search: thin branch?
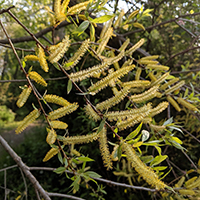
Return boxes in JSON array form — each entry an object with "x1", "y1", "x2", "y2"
[
  {"x1": 0, "y1": 6, "x2": 15, "y2": 14},
  {"x1": 181, "y1": 150, "x2": 198, "y2": 170},
  {"x1": 47, "y1": 192, "x2": 85, "y2": 200},
  {"x1": 4, "y1": 169, "x2": 7, "y2": 200},
  {"x1": 182, "y1": 128, "x2": 200, "y2": 144},
  {"x1": 29, "y1": 167, "x2": 158, "y2": 192},
  {"x1": 19, "y1": 168, "x2": 28, "y2": 200},
  {"x1": 0, "y1": 21, "x2": 71, "y2": 44},
  {"x1": 165, "y1": 46, "x2": 200, "y2": 65},
  {"x1": 0, "y1": 43, "x2": 35, "y2": 52},
  {"x1": 121, "y1": 12, "x2": 200, "y2": 37},
  {"x1": 0, "y1": 76, "x2": 68, "y2": 83},
  {"x1": 0, "y1": 165, "x2": 18, "y2": 172},
  {"x1": 171, "y1": 68, "x2": 200, "y2": 74},
  {"x1": 0, "y1": 135, "x2": 51, "y2": 200}
]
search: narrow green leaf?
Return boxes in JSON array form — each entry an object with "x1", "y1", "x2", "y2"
[
  {"x1": 73, "y1": 21, "x2": 90, "y2": 35},
  {"x1": 57, "y1": 152, "x2": 63, "y2": 164},
  {"x1": 64, "y1": 62, "x2": 74, "y2": 69},
  {"x1": 97, "y1": 118, "x2": 105, "y2": 134},
  {"x1": 54, "y1": 167, "x2": 66, "y2": 174},
  {"x1": 85, "y1": 171, "x2": 102, "y2": 178},
  {"x1": 22, "y1": 61, "x2": 26, "y2": 68},
  {"x1": 78, "y1": 156, "x2": 94, "y2": 162},
  {"x1": 67, "y1": 79, "x2": 72, "y2": 94},
  {"x1": 155, "y1": 146, "x2": 162, "y2": 156},
  {"x1": 150, "y1": 155, "x2": 168, "y2": 167},
  {"x1": 90, "y1": 24, "x2": 95, "y2": 41},
  {"x1": 152, "y1": 166, "x2": 167, "y2": 171},
  {"x1": 125, "y1": 122, "x2": 143, "y2": 140},
  {"x1": 91, "y1": 15, "x2": 114, "y2": 23}
]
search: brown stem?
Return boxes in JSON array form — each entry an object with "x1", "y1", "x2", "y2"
[{"x1": 0, "y1": 135, "x2": 51, "y2": 200}]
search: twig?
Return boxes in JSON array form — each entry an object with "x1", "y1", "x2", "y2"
[
  {"x1": 0, "y1": 6, "x2": 15, "y2": 15},
  {"x1": 0, "y1": 135, "x2": 51, "y2": 200},
  {"x1": 47, "y1": 192, "x2": 85, "y2": 200},
  {"x1": 181, "y1": 150, "x2": 198, "y2": 170},
  {"x1": 0, "y1": 43, "x2": 35, "y2": 52},
  {"x1": 182, "y1": 128, "x2": 200, "y2": 144},
  {"x1": 29, "y1": 167, "x2": 158, "y2": 192},
  {"x1": 0, "y1": 76, "x2": 68, "y2": 83},
  {"x1": 121, "y1": 12, "x2": 200, "y2": 37},
  {"x1": 4, "y1": 169, "x2": 7, "y2": 200},
  {"x1": 19, "y1": 168, "x2": 28, "y2": 200}
]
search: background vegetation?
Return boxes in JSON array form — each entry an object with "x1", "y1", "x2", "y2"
[{"x1": 0, "y1": 0, "x2": 200, "y2": 199}]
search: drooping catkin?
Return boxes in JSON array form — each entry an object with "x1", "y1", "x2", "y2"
[
  {"x1": 16, "y1": 86, "x2": 32, "y2": 108},
  {"x1": 28, "y1": 71, "x2": 47, "y2": 87},
  {"x1": 15, "y1": 109, "x2": 40, "y2": 134},
  {"x1": 122, "y1": 142, "x2": 167, "y2": 190},
  {"x1": 98, "y1": 127, "x2": 113, "y2": 170}
]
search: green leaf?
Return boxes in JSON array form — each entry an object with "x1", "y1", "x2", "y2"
[
  {"x1": 73, "y1": 20, "x2": 90, "y2": 36},
  {"x1": 22, "y1": 60, "x2": 26, "y2": 68},
  {"x1": 78, "y1": 156, "x2": 94, "y2": 162},
  {"x1": 91, "y1": 15, "x2": 114, "y2": 23},
  {"x1": 57, "y1": 152, "x2": 63, "y2": 164},
  {"x1": 54, "y1": 167, "x2": 66, "y2": 174},
  {"x1": 155, "y1": 146, "x2": 162, "y2": 156},
  {"x1": 64, "y1": 62, "x2": 74, "y2": 69},
  {"x1": 143, "y1": 140, "x2": 162, "y2": 146},
  {"x1": 53, "y1": 63, "x2": 61, "y2": 71},
  {"x1": 152, "y1": 166, "x2": 167, "y2": 171},
  {"x1": 163, "y1": 117, "x2": 173, "y2": 126},
  {"x1": 97, "y1": 118, "x2": 105, "y2": 134},
  {"x1": 90, "y1": 24, "x2": 95, "y2": 41},
  {"x1": 140, "y1": 155, "x2": 154, "y2": 163},
  {"x1": 125, "y1": 122, "x2": 143, "y2": 140},
  {"x1": 150, "y1": 155, "x2": 168, "y2": 167},
  {"x1": 85, "y1": 171, "x2": 102, "y2": 178},
  {"x1": 67, "y1": 79, "x2": 72, "y2": 94}
]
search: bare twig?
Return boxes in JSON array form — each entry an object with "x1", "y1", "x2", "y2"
[
  {"x1": 19, "y1": 168, "x2": 28, "y2": 200},
  {"x1": 181, "y1": 150, "x2": 198, "y2": 170},
  {"x1": 0, "y1": 6, "x2": 15, "y2": 15},
  {"x1": 0, "y1": 135, "x2": 51, "y2": 200},
  {"x1": 29, "y1": 167, "x2": 158, "y2": 192},
  {"x1": 47, "y1": 192, "x2": 85, "y2": 200},
  {"x1": 0, "y1": 43, "x2": 35, "y2": 52}
]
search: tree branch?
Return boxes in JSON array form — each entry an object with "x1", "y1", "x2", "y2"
[{"x1": 0, "y1": 135, "x2": 51, "y2": 200}]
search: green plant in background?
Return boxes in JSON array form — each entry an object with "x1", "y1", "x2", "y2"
[
  {"x1": 1, "y1": 0, "x2": 200, "y2": 199},
  {"x1": 0, "y1": 105, "x2": 15, "y2": 127}
]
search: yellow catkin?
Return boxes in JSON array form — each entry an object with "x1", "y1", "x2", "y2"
[
  {"x1": 166, "y1": 95, "x2": 181, "y2": 112},
  {"x1": 46, "y1": 128, "x2": 57, "y2": 144},
  {"x1": 59, "y1": 131, "x2": 100, "y2": 144},
  {"x1": 135, "y1": 67, "x2": 142, "y2": 80},
  {"x1": 150, "y1": 124, "x2": 166, "y2": 131},
  {"x1": 114, "y1": 9, "x2": 125, "y2": 28},
  {"x1": 146, "y1": 64, "x2": 169, "y2": 71},
  {"x1": 43, "y1": 147, "x2": 59, "y2": 162},
  {"x1": 110, "y1": 51, "x2": 120, "y2": 70},
  {"x1": 50, "y1": 120, "x2": 68, "y2": 129},
  {"x1": 38, "y1": 46, "x2": 49, "y2": 72},
  {"x1": 140, "y1": 55, "x2": 159, "y2": 60},
  {"x1": 44, "y1": 94, "x2": 71, "y2": 106},
  {"x1": 160, "y1": 77, "x2": 179, "y2": 90},
  {"x1": 185, "y1": 176, "x2": 198, "y2": 187},
  {"x1": 96, "y1": 86, "x2": 130, "y2": 111},
  {"x1": 98, "y1": 127, "x2": 113, "y2": 170},
  {"x1": 164, "y1": 80, "x2": 185, "y2": 95},
  {"x1": 130, "y1": 85, "x2": 159, "y2": 103},
  {"x1": 24, "y1": 55, "x2": 39, "y2": 61},
  {"x1": 122, "y1": 142, "x2": 167, "y2": 190},
  {"x1": 88, "y1": 65, "x2": 135, "y2": 95},
  {"x1": 68, "y1": 1, "x2": 90, "y2": 14},
  {"x1": 97, "y1": 28, "x2": 115, "y2": 56},
  {"x1": 148, "y1": 72, "x2": 157, "y2": 82},
  {"x1": 28, "y1": 71, "x2": 47, "y2": 87},
  {"x1": 84, "y1": 104, "x2": 101, "y2": 121},
  {"x1": 150, "y1": 72, "x2": 169, "y2": 87},
  {"x1": 48, "y1": 35, "x2": 70, "y2": 63},
  {"x1": 149, "y1": 102, "x2": 169, "y2": 117},
  {"x1": 138, "y1": 60, "x2": 159, "y2": 65},
  {"x1": 15, "y1": 109, "x2": 40, "y2": 134},
  {"x1": 16, "y1": 86, "x2": 32, "y2": 108},
  {"x1": 48, "y1": 103, "x2": 79, "y2": 120},
  {"x1": 186, "y1": 177, "x2": 200, "y2": 189},
  {"x1": 177, "y1": 97, "x2": 198, "y2": 112},
  {"x1": 125, "y1": 38, "x2": 145, "y2": 56},
  {"x1": 69, "y1": 62, "x2": 109, "y2": 82},
  {"x1": 65, "y1": 39, "x2": 90, "y2": 69},
  {"x1": 179, "y1": 189, "x2": 195, "y2": 195},
  {"x1": 123, "y1": 80, "x2": 150, "y2": 88},
  {"x1": 105, "y1": 103, "x2": 152, "y2": 122},
  {"x1": 60, "y1": 0, "x2": 70, "y2": 13}
]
